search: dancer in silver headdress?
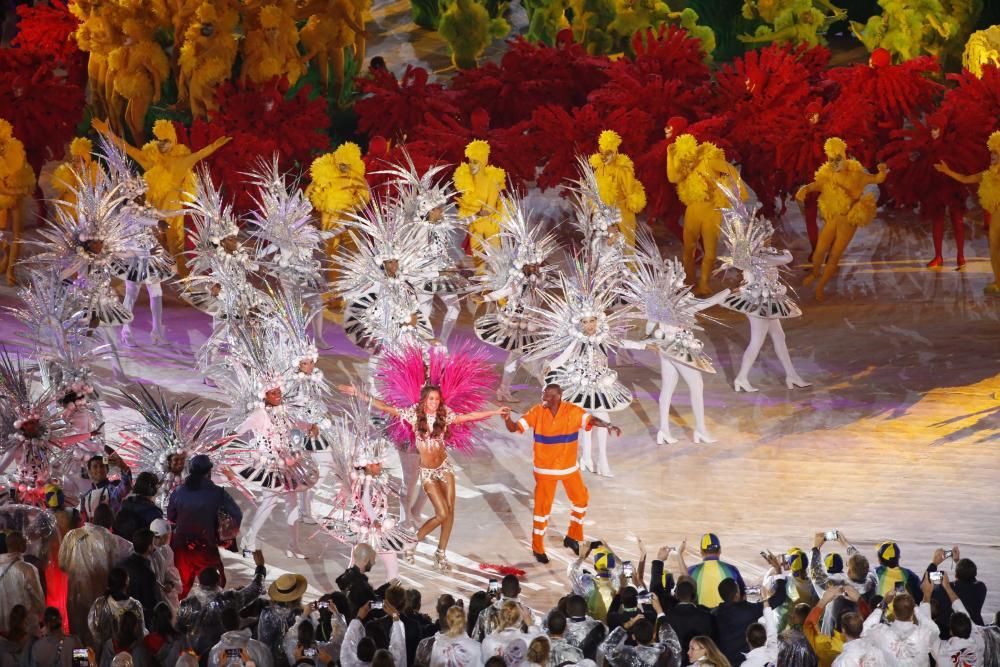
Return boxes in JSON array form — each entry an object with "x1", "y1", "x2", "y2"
[
  {"x1": 0, "y1": 349, "x2": 99, "y2": 505},
  {"x1": 182, "y1": 168, "x2": 264, "y2": 376},
  {"x1": 379, "y1": 158, "x2": 467, "y2": 349},
  {"x1": 212, "y1": 324, "x2": 319, "y2": 558},
  {"x1": 97, "y1": 136, "x2": 176, "y2": 348},
  {"x1": 716, "y1": 180, "x2": 810, "y2": 392},
  {"x1": 526, "y1": 258, "x2": 633, "y2": 478},
  {"x1": 5, "y1": 269, "x2": 109, "y2": 496},
  {"x1": 321, "y1": 396, "x2": 414, "y2": 580},
  {"x1": 620, "y1": 229, "x2": 729, "y2": 445},
  {"x1": 246, "y1": 156, "x2": 330, "y2": 345},
  {"x1": 34, "y1": 155, "x2": 147, "y2": 379},
  {"x1": 473, "y1": 194, "x2": 558, "y2": 401}
]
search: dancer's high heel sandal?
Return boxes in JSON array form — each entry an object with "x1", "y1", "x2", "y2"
[
  {"x1": 734, "y1": 378, "x2": 758, "y2": 393},
  {"x1": 692, "y1": 430, "x2": 717, "y2": 444},
  {"x1": 785, "y1": 376, "x2": 811, "y2": 389},
  {"x1": 434, "y1": 549, "x2": 451, "y2": 571},
  {"x1": 656, "y1": 431, "x2": 678, "y2": 445},
  {"x1": 580, "y1": 460, "x2": 596, "y2": 474}
]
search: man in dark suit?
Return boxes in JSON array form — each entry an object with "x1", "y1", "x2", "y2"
[
  {"x1": 712, "y1": 578, "x2": 763, "y2": 666},
  {"x1": 664, "y1": 578, "x2": 715, "y2": 665}
]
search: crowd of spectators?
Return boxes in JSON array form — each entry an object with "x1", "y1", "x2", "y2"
[{"x1": 0, "y1": 451, "x2": 994, "y2": 667}]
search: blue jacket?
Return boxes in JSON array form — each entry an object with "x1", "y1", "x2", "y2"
[{"x1": 167, "y1": 476, "x2": 242, "y2": 544}]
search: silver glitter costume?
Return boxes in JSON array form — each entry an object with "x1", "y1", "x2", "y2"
[{"x1": 599, "y1": 624, "x2": 682, "y2": 667}]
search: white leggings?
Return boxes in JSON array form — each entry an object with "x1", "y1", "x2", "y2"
[
  {"x1": 658, "y1": 355, "x2": 707, "y2": 437},
  {"x1": 122, "y1": 281, "x2": 164, "y2": 331},
  {"x1": 735, "y1": 316, "x2": 800, "y2": 383},
  {"x1": 418, "y1": 292, "x2": 460, "y2": 347},
  {"x1": 580, "y1": 408, "x2": 611, "y2": 475},
  {"x1": 242, "y1": 492, "x2": 301, "y2": 551}
]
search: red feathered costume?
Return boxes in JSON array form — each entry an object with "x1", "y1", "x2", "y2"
[{"x1": 354, "y1": 66, "x2": 461, "y2": 142}]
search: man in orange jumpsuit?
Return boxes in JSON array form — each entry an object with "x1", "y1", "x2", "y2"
[{"x1": 504, "y1": 384, "x2": 621, "y2": 563}]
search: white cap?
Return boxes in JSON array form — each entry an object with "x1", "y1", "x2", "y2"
[{"x1": 150, "y1": 519, "x2": 170, "y2": 536}]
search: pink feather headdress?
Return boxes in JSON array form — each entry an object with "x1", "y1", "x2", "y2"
[{"x1": 375, "y1": 342, "x2": 497, "y2": 452}]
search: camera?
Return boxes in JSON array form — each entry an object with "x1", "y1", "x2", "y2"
[
  {"x1": 242, "y1": 549, "x2": 252, "y2": 558},
  {"x1": 929, "y1": 571, "x2": 943, "y2": 585},
  {"x1": 304, "y1": 648, "x2": 318, "y2": 658},
  {"x1": 894, "y1": 582, "x2": 905, "y2": 593},
  {"x1": 488, "y1": 579, "x2": 500, "y2": 594},
  {"x1": 72, "y1": 649, "x2": 91, "y2": 667},
  {"x1": 745, "y1": 586, "x2": 762, "y2": 597},
  {"x1": 318, "y1": 601, "x2": 330, "y2": 609},
  {"x1": 637, "y1": 591, "x2": 653, "y2": 604},
  {"x1": 824, "y1": 530, "x2": 839, "y2": 541},
  {"x1": 225, "y1": 649, "x2": 242, "y2": 658},
  {"x1": 942, "y1": 549, "x2": 954, "y2": 559},
  {"x1": 622, "y1": 561, "x2": 634, "y2": 578},
  {"x1": 371, "y1": 598, "x2": 384, "y2": 610}
]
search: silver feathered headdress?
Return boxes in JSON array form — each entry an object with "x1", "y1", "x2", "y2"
[
  {"x1": 334, "y1": 198, "x2": 437, "y2": 297},
  {"x1": 245, "y1": 155, "x2": 328, "y2": 278},
  {"x1": 619, "y1": 229, "x2": 701, "y2": 332},
  {"x1": 524, "y1": 256, "x2": 633, "y2": 363},
  {"x1": 716, "y1": 177, "x2": 774, "y2": 275},
  {"x1": 475, "y1": 192, "x2": 559, "y2": 299},
  {"x1": 183, "y1": 166, "x2": 243, "y2": 277},
  {"x1": 263, "y1": 282, "x2": 319, "y2": 364},
  {"x1": 375, "y1": 152, "x2": 456, "y2": 227},
  {"x1": 209, "y1": 322, "x2": 288, "y2": 424},
  {"x1": 568, "y1": 156, "x2": 623, "y2": 244}
]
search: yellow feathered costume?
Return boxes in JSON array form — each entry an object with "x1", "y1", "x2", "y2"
[
  {"x1": 0, "y1": 119, "x2": 36, "y2": 284},
  {"x1": 454, "y1": 140, "x2": 506, "y2": 267},
  {"x1": 306, "y1": 142, "x2": 370, "y2": 264},
  {"x1": 589, "y1": 129, "x2": 646, "y2": 250}
]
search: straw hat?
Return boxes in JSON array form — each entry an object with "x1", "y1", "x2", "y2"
[{"x1": 268, "y1": 573, "x2": 308, "y2": 602}]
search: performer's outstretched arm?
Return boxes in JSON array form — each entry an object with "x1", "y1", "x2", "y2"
[
  {"x1": 452, "y1": 407, "x2": 510, "y2": 424},
  {"x1": 586, "y1": 414, "x2": 622, "y2": 437},
  {"x1": 502, "y1": 412, "x2": 522, "y2": 433},
  {"x1": 337, "y1": 385, "x2": 400, "y2": 417}
]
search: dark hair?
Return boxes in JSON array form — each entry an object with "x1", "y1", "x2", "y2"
[
  {"x1": 950, "y1": 612, "x2": 972, "y2": 639},
  {"x1": 385, "y1": 585, "x2": 406, "y2": 611},
  {"x1": 151, "y1": 602, "x2": 177, "y2": 637},
  {"x1": 369, "y1": 56, "x2": 386, "y2": 70},
  {"x1": 501, "y1": 574, "x2": 520, "y2": 598},
  {"x1": 789, "y1": 603, "x2": 811, "y2": 627},
  {"x1": 92, "y1": 503, "x2": 115, "y2": 529},
  {"x1": 132, "y1": 528, "x2": 155, "y2": 555},
  {"x1": 415, "y1": 386, "x2": 449, "y2": 438},
  {"x1": 436, "y1": 594, "x2": 456, "y2": 622},
  {"x1": 372, "y1": 648, "x2": 395, "y2": 667},
  {"x1": 221, "y1": 606, "x2": 241, "y2": 632},
  {"x1": 543, "y1": 383, "x2": 562, "y2": 394},
  {"x1": 485, "y1": 658, "x2": 507, "y2": 667},
  {"x1": 955, "y1": 558, "x2": 977, "y2": 582},
  {"x1": 87, "y1": 455, "x2": 105, "y2": 469},
  {"x1": 198, "y1": 567, "x2": 221, "y2": 588},
  {"x1": 115, "y1": 610, "x2": 143, "y2": 648},
  {"x1": 631, "y1": 618, "x2": 654, "y2": 644},
  {"x1": 467, "y1": 591, "x2": 490, "y2": 636},
  {"x1": 831, "y1": 598, "x2": 859, "y2": 633},
  {"x1": 43, "y1": 607, "x2": 63, "y2": 632},
  {"x1": 7, "y1": 605, "x2": 27, "y2": 640},
  {"x1": 778, "y1": 635, "x2": 818, "y2": 667},
  {"x1": 59, "y1": 390, "x2": 83, "y2": 407},
  {"x1": 547, "y1": 610, "x2": 567, "y2": 635},
  {"x1": 108, "y1": 567, "x2": 129, "y2": 596},
  {"x1": 674, "y1": 579, "x2": 696, "y2": 602},
  {"x1": 405, "y1": 588, "x2": 421, "y2": 614},
  {"x1": 718, "y1": 577, "x2": 740, "y2": 603},
  {"x1": 133, "y1": 472, "x2": 160, "y2": 498},
  {"x1": 5, "y1": 532, "x2": 25, "y2": 554},
  {"x1": 566, "y1": 594, "x2": 587, "y2": 617},
  {"x1": 620, "y1": 587, "x2": 638, "y2": 609},
  {"x1": 357, "y1": 637, "x2": 377, "y2": 662},
  {"x1": 746, "y1": 622, "x2": 767, "y2": 648},
  {"x1": 298, "y1": 618, "x2": 316, "y2": 646},
  {"x1": 840, "y1": 612, "x2": 864, "y2": 639}
]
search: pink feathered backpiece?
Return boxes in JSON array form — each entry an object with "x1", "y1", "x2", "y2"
[{"x1": 375, "y1": 342, "x2": 497, "y2": 452}]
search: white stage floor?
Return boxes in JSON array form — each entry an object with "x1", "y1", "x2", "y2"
[{"x1": 1, "y1": 211, "x2": 997, "y2": 617}]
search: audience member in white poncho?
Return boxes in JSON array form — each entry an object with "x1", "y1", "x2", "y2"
[
  {"x1": 741, "y1": 606, "x2": 778, "y2": 667},
  {"x1": 88, "y1": 567, "x2": 146, "y2": 654},
  {"x1": 340, "y1": 601, "x2": 406, "y2": 667},
  {"x1": 930, "y1": 573, "x2": 985, "y2": 667},
  {"x1": 474, "y1": 576, "x2": 535, "y2": 641},
  {"x1": 208, "y1": 607, "x2": 274, "y2": 667},
  {"x1": 861, "y1": 585, "x2": 937, "y2": 667},
  {"x1": 59, "y1": 504, "x2": 132, "y2": 647},
  {"x1": 481, "y1": 601, "x2": 540, "y2": 662},
  {"x1": 542, "y1": 611, "x2": 585, "y2": 667},
  {"x1": 831, "y1": 612, "x2": 895, "y2": 667},
  {"x1": 147, "y1": 519, "x2": 181, "y2": 612},
  {"x1": 430, "y1": 606, "x2": 483, "y2": 667},
  {"x1": 0, "y1": 532, "x2": 44, "y2": 634}
]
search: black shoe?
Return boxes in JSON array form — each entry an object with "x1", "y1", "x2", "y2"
[
  {"x1": 534, "y1": 551, "x2": 550, "y2": 564},
  {"x1": 563, "y1": 536, "x2": 580, "y2": 555}
]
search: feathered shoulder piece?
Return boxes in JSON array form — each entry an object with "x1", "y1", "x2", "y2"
[
  {"x1": 262, "y1": 281, "x2": 319, "y2": 365},
  {"x1": 524, "y1": 255, "x2": 633, "y2": 363},
  {"x1": 245, "y1": 154, "x2": 327, "y2": 277},
  {"x1": 374, "y1": 342, "x2": 497, "y2": 453}
]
